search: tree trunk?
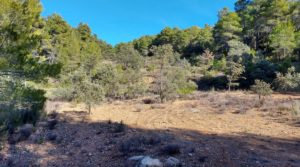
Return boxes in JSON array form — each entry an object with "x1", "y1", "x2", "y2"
[
  {"x1": 228, "y1": 79, "x2": 231, "y2": 92},
  {"x1": 88, "y1": 104, "x2": 91, "y2": 115}
]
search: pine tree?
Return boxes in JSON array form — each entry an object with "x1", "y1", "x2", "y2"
[{"x1": 269, "y1": 22, "x2": 296, "y2": 60}]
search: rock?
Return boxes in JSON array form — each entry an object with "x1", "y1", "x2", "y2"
[
  {"x1": 37, "y1": 121, "x2": 48, "y2": 127},
  {"x1": 19, "y1": 124, "x2": 34, "y2": 141},
  {"x1": 46, "y1": 132, "x2": 57, "y2": 141},
  {"x1": 128, "y1": 155, "x2": 145, "y2": 161},
  {"x1": 47, "y1": 119, "x2": 58, "y2": 130},
  {"x1": 138, "y1": 156, "x2": 163, "y2": 167},
  {"x1": 165, "y1": 157, "x2": 182, "y2": 167}
]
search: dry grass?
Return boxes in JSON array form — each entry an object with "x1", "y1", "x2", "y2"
[{"x1": 8, "y1": 91, "x2": 296, "y2": 167}]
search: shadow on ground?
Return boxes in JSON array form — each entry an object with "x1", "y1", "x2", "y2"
[{"x1": 0, "y1": 111, "x2": 300, "y2": 167}]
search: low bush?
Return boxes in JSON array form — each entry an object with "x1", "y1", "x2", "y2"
[
  {"x1": 119, "y1": 133, "x2": 162, "y2": 154},
  {"x1": 251, "y1": 80, "x2": 273, "y2": 100}
]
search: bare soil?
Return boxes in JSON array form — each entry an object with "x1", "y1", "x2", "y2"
[{"x1": 1, "y1": 91, "x2": 300, "y2": 167}]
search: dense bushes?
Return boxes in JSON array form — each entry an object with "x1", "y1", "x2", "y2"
[
  {"x1": 0, "y1": 77, "x2": 46, "y2": 130},
  {"x1": 275, "y1": 67, "x2": 300, "y2": 92}
]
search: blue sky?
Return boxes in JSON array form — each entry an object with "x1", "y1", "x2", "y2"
[{"x1": 41, "y1": 0, "x2": 236, "y2": 45}]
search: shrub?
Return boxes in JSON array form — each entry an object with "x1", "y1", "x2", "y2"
[
  {"x1": 0, "y1": 77, "x2": 46, "y2": 129},
  {"x1": 251, "y1": 80, "x2": 273, "y2": 100},
  {"x1": 119, "y1": 134, "x2": 161, "y2": 154},
  {"x1": 274, "y1": 67, "x2": 300, "y2": 92},
  {"x1": 241, "y1": 60, "x2": 278, "y2": 88}
]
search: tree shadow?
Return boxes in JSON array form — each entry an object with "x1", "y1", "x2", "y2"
[{"x1": 1, "y1": 111, "x2": 300, "y2": 167}]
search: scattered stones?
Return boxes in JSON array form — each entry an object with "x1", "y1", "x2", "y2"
[
  {"x1": 165, "y1": 157, "x2": 182, "y2": 167},
  {"x1": 127, "y1": 156, "x2": 163, "y2": 167}
]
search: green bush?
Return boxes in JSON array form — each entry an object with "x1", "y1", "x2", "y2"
[
  {"x1": 251, "y1": 80, "x2": 273, "y2": 100},
  {"x1": 274, "y1": 67, "x2": 300, "y2": 92},
  {"x1": 0, "y1": 78, "x2": 46, "y2": 129},
  {"x1": 177, "y1": 81, "x2": 197, "y2": 95}
]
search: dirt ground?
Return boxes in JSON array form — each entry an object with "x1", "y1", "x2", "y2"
[{"x1": 1, "y1": 91, "x2": 300, "y2": 167}]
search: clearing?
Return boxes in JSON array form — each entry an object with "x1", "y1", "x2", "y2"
[{"x1": 1, "y1": 91, "x2": 300, "y2": 167}]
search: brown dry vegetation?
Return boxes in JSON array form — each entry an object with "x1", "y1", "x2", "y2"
[{"x1": 1, "y1": 91, "x2": 300, "y2": 167}]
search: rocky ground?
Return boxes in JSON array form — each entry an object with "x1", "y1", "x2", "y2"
[{"x1": 0, "y1": 91, "x2": 300, "y2": 167}]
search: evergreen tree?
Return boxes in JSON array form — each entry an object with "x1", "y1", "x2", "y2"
[
  {"x1": 269, "y1": 22, "x2": 296, "y2": 60},
  {"x1": 213, "y1": 11, "x2": 243, "y2": 54}
]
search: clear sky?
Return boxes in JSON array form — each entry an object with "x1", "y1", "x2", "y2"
[{"x1": 41, "y1": 0, "x2": 236, "y2": 45}]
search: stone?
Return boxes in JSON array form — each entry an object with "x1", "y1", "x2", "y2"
[
  {"x1": 128, "y1": 155, "x2": 145, "y2": 161},
  {"x1": 138, "y1": 156, "x2": 163, "y2": 167},
  {"x1": 165, "y1": 157, "x2": 182, "y2": 167}
]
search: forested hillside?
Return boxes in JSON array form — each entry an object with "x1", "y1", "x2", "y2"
[
  {"x1": 0, "y1": 0, "x2": 299, "y2": 131},
  {"x1": 0, "y1": 0, "x2": 300, "y2": 166}
]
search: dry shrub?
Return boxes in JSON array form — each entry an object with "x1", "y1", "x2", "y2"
[{"x1": 119, "y1": 133, "x2": 163, "y2": 155}]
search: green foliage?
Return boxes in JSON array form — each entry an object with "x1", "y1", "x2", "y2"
[
  {"x1": 225, "y1": 61, "x2": 245, "y2": 91},
  {"x1": 132, "y1": 35, "x2": 155, "y2": 56},
  {"x1": 114, "y1": 44, "x2": 144, "y2": 70},
  {"x1": 151, "y1": 45, "x2": 196, "y2": 102},
  {"x1": 275, "y1": 67, "x2": 300, "y2": 92},
  {"x1": 213, "y1": 11, "x2": 243, "y2": 54},
  {"x1": 0, "y1": 0, "x2": 58, "y2": 130},
  {"x1": 0, "y1": 75, "x2": 46, "y2": 128},
  {"x1": 57, "y1": 67, "x2": 105, "y2": 114},
  {"x1": 192, "y1": 49, "x2": 214, "y2": 75},
  {"x1": 228, "y1": 40, "x2": 251, "y2": 58},
  {"x1": 269, "y1": 22, "x2": 297, "y2": 60},
  {"x1": 251, "y1": 80, "x2": 273, "y2": 99},
  {"x1": 212, "y1": 57, "x2": 227, "y2": 72}
]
